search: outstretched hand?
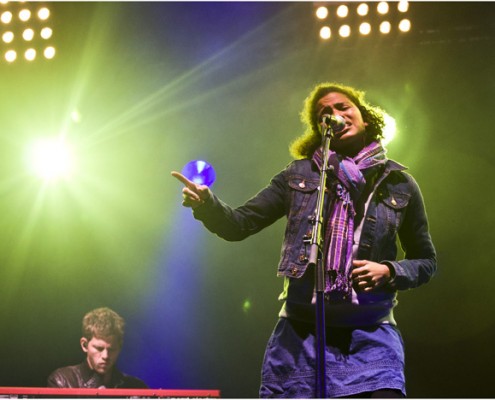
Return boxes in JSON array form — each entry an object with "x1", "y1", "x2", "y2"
[{"x1": 171, "y1": 171, "x2": 211, "y2": 209}]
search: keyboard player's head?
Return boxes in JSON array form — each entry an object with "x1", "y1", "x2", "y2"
[{"x1": 47, "y1": 307, "x2": 148, "y2": 389}]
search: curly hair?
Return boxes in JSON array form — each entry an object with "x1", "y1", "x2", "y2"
[
  {"x1": 289, "y1": 82, "x2": 386, "y2": 159},
  {"x1": 82, "y1": 307, "x2": 125, "y2": 346}
]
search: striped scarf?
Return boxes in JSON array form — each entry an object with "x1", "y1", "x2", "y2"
[{"x1": 312, "y1": 141, "x2": 387, "y2": 301}]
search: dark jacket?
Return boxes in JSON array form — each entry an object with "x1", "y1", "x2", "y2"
[
  {"x1": 193, "y1": 158, "x2": 436, "y2": 292},
  {"x1": 47, "y1": 361, "x2": 148, "y2": 389}
]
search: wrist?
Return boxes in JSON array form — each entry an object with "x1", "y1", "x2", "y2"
[{"x1": 382, "y1": 261, "x2": 396, "y2": 283}]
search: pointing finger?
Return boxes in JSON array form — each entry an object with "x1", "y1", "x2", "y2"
[{"x1": 171, "y1": 171, "x2": 196, "y2": 189}]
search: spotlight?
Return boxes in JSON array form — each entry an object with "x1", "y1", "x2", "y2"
[
  {"x1": 359, "y1": 22, "x2": 371, "y2": 36},
  {"x1": 22, "y1": 28, "x2": 35, "y2": 41},
  {"x1": 28, "y1": 137, "x2": 75, "y2": 181},
  {"x1": 316, "y1": 6, "x2": 328, "y2": 20},
  {"x1": 398, "y1": 1, "x2": 409, "y2": 13},
  {"x1": 19, "y1": 9, "x2": 31, "y2": 22},
  {"x1": 357, "y1": 3, "x2": 369, "y2": 17},
  {"x1": 24, "y1": 48, "x2": 36, "y2": 61},
  {"x1": 336, "y1": 5, "x2": 348, "y2": 18},
  {"x1": 380, "y1": 21, "x2": 392, "y2": 34},
  {"x1": 37, "y1": 7, "x2": 50, "y2": 20},
  {"x1": 5, "y1": 49, "x2": 16, "y2": 62},
  {"x1": 377, "y1": 2, "x2": 389, "y2": 15},
  {"x1": 181, "y1": 160, "x2": 216, "y2": 187},
  {"x1": 382, "y1": 113, "x2": 397, "y2": 146},
  {"x1": 44, "y1": 46, "x2": 55, "y2": 59},
  {"x1": 40, "y1": 27, "x2": 53, "y2": 40},
  {"x1": 2, "y1": 31, "x2": 14, "y2": 43},
  {"x1": 339, "y1": 25, "x2": 351, "y2": 38},
  {"x1": 1, "y1": 10, "x2": 13, "y2": 23},
  {"x1": 398, "y1": 18, "x2": 411, "y2": 32},
  {"x1": 320, "y1": 26, "x2": 331, "y2": 40}
]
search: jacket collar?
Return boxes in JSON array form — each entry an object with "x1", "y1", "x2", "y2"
[
  {"x1": 385, "y1": 159, "x2": 408, "y2": 172},
  {"x1": 79, "y1": 360, "x2": 125, "y2": 388}
]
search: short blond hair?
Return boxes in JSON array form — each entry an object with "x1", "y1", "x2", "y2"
[{"x1": 82, "y1": 307, "x2": 125, "y2": 346}]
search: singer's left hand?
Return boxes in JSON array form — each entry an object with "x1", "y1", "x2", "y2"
[{"x1": 351, "y1": 260, "x2": 392, "y2": 292}]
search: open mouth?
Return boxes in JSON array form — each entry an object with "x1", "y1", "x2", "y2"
[{"x1": 334, "y1": 126, "x2": 350, "y2": 137}]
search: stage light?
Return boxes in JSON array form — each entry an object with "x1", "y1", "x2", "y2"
[
  {"x1": 2, "y1": 31, "x2": 13, "y2": 43},
  {"x1": 27, "y1": 138, "x2": 75, "y2": 181},
  {"x1": 315, "y1": 1, "x2": 412, "y2": 41},
  {"x1": 24, "y1": 48, "x2": 36, "y2": 61},
  {"x1": 18, "y1": 9, "x2": 31, "y2": 22},
  {"x1": 44, "y1": 46, "x2": 55, "y2": 59},
  {"x1": 336, "y1": 5, "x2": 348, "y2": 18},
  {"x1": 316, "y1": 6, "x2": 328, "y2": 20},
  {"x1": 181, "y1": 160, "x2": 216, "y2": 187},
  {"x1": 1, "y1": 10, "x2": 12, "y2": 23},
  {"x1": 37, "y1": 7, "x2": 50, "y2": 20},
  {"x1": 398, "y1": 19, "x2": 411, "y2": 32},
  {"x1": 380, "y1": 21, "x2": 392, "y2": 34},
  {"x1": 357, "y1": 3, "x2": 369, "y2": 17},
  {"x1": 40, "y1": 27, "x2": 52, "y2": 40},
  {"x1": 359, "y1": 22, "x2": 371, "y2": 36},
  {"x1": 22, "y1": 28, "x2": 34, "y2": 41},
  {"x1": 382, "y1": 113, "x2": 397, "y2": 146},
  {"x1": 320, "y1": 26, "x2": 331, "y2": 40},
  {"x1": 398, "y1": 1, "x2": 409, "y2": 13},
  {"x1": 377, "y1": 2, "x2": 389, "y2": 15},
  {"x1": 1, "y1": 2, "x2": 55, "y2": 64},
  {"x1": 339, "y1": 24, "x2": 351, "y2": 38},
  {"x1": 5, "y1": 49, "x2": 16, "y2": 62}
]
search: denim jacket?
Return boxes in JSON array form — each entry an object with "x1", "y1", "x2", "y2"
[{"x1": 193, "y1": 158, "x2": 436, "y2": 293}]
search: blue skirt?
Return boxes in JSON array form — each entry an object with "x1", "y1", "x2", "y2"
[{"x1": 260, "y1": 318, "x2": 405, "y2": 398}]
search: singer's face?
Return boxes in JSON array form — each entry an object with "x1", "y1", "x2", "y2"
[{"x1": 316, "y1": 92, "x2": 368, "y2": 156}]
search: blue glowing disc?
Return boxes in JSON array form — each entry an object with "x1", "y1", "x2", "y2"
[{"x1": 181, "y1": 160, "x2": 216, "y2": 187}]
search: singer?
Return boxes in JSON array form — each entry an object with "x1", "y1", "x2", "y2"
[{"x1": 172, "y1": 82, "x2": 436, "y2": 398}]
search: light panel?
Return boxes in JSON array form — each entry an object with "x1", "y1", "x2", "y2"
[
  {"x1": 314, "y1": 1, "x2": 412, "y2": 41},
  {"x1": 1, "y1": 1, "x2": 56, "y2": 64}
]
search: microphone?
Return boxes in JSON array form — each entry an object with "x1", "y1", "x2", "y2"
[{"x1": 320, "y1": 114, "x2": 346, "y2": 134}]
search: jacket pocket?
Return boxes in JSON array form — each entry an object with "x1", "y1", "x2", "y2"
[
  {"x1": 378, "y1": 190, "x2": 411, "y2": 234},
  {"x1": 379, "y1": 191, "x2": 411, "y2": 210},
  {"x1": 287, "y1": 176, "x2": 319, "y2": 193}
]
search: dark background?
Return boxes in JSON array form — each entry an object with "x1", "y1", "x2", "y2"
[{"x1": 1, "y1": 2, "x2": 494, "y2": 398}]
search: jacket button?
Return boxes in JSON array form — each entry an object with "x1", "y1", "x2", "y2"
[
  {"x1": 391, "y1": 198, "x2": 397, "y2": 206},
  {"x1": 299, "y1": 181, "x2": 306, "y2": 188},
  {"x1": 299, "y1": 254, "x2": 307, "y2": 262},
  {"x1": 291, "y1": 267, "x2": 299, "y2": 276}
]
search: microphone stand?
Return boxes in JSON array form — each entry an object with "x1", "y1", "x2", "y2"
[{"x1": 308, "y1": 121, "x2": 335, "y2": 399}]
